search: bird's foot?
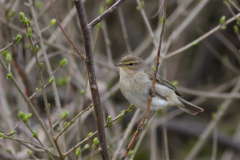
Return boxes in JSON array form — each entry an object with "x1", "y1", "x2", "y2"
[{"x1": 137, "y1": 123, "x2": 143, "y2": 131}]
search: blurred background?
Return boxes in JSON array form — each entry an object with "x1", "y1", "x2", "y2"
[{"x1": 0, "y1": 0, "x2": 240, "y2": 159}]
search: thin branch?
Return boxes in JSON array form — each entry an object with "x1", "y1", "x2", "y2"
[
  {"x1": 117, "y1": 7, "x2": 132, "y2": 54},
  {"x1": 54, "y1": 104, "x2": 93, "y2": 141},
  {"x1": 88, "y1": 0, "x2": 126, "y2": 29},
  {"x1": 0, "y1": 58, "x2": 56, "y2": 149},
  {"x1": 121, "y1": 1, "x2": 167, "y2": 159},
  {"x1": 50, "y1": 0, "x2": 85, "y2": 61},
  {"x1": 73, "y1": 0, "x2": 110, "y2": 159},
  {"x1": 0, "y1": 42, "x2": 13, "y2": 53},
  {"x1": 184, "y1": 77, "x2": 240, "y2": 160},
  {"x1": 165, "y1": 13, "x2": 240, "y2": 59}
]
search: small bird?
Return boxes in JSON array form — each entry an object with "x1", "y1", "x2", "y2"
[{"x1": 115, "y1": 55, "x2": 204, "y2": 115}]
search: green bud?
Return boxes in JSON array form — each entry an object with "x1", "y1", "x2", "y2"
[
  {"x1": 151, "y1": 66, "x2": 156, "y2": 71},
  {"x1": 128, "y1": 109, "x2": 132, "y2": 113},
  {"x1": 13, "y1": 34, "x2": 22, "y2": 43},
  {"x1": 30, "y1": 47, "x2": 34, "y2": 52},
  {"x1": 57, "y1": 127, "x2": 61, "y2": 132},
  {"x1": 7, "y1": 73, "x2": 12, "y2": 79},
  {"x1": 57, "y1": 77, "x2": 68, "y2": 86},
  {"x1": 7, "y1": 10, "x2": 16, "y2": 18},
  {"x1": 32, "y1": 131, "x2": 38, "y2": 138},
  {"x1": 18, "y1": 111, "x2": 25, "y2": 120},
  {"x1": 9, "y1": 136, "x2": 13, "y2": 139},
  {"x1": 10, "y1": 131, "x2": 16, "y2": 135},
  {"x1": 99, "y1": 6, "x2": 105, "y2": 15},
  {"x1": 48, "y1": 148, "x2": 52, "y2": 152},
  {"x1": 87, "y1": 132, "x2": 93, "y2": 137},
  {"x1": 220, "y1": 16, "x2": 226, "y2": 24},
  {"x1": 172, "y1": 80, "x2": 178, "y2": 87},
  {"x1": 60, "y1": 58, "x2": 67, "y2": 67},
  {"x1": 61, "y1": 110, "x2": 69, "y2": 119},
  {"x1": 80, "y1": 90, "x2": 85, "y2": 96},
  {"x1": 27, "y1": 28, "x2": 32, "y2": 38},
  {"x1": 106, "y1": 0, "x2": 113, "y2": 5},
  {"x1": 0, "y1": 132, "x2": 4, "y2": 138},
  {"x1": 84, "y1": 144, "x2": 90, "y2": 149},
  {"x1": 136, "y1": 6, "x2": 140, "y2": 11},
  {"x1": 25, "y1": 113, "x2": 32, "y2": 120},
  {"x1": 35, "y1": 88, "x2": 39, "y2": 92},
  {"x1": 49, "y1": 77, "x2": 55, "y2": 84},
  {"x1": 141, "y1": 1, "x2": 145, "y2": 7},
  {"x1": 35, "y1": 45, "x2": 39, "y2": 52},
  {"x1": 192, "y1": 41, "x2": 198, "y2": 46},
  {"x1": 6, "y1": 53, "x2": 12, "y2": 62},
  {"x1": 221, "y1": 25, "x2": 227, "y2": 30},
  {"x1": 96, "y1": 23, "x2": 103, "y2": 30},
  {"x1": 93, "y1": 137, "x2": 99, "y2": 145},
  {"x1": 108, "y1": 145, "x2": 110, "y2": 149},
  {"x1": 1, "y1": 50, "x2": 10, "y2": 57},
  {"x1": 107, "y1": 116, "x2": 112, "y2": 122},
  {"x1": 75, "y1": 148, "x2": 81, "y2": 156},
  {"x1": 234, "y1": 25, "x2": 239, "y2": 34},
  {"x1": 40, "y1": 62, "x2": 43, "y2": 69},
  {"x1": 64, "y1": 122, "x2": 69, "y2": 127},
  {"x1": 50, "y1": 19, "x2": 56, "y2": 26},
  {"x1": 36, "y1": 1, "x2": 42, "y2": 9},
  {"x1": 26, "y1": 149, "x2": 32, "y2": 155},
  {"x1": 19, "y1": 12, "x2": 25, "y2": 21},
  {"x1": 108, "y1": 123, "x2": 113, "y2": 126},
  {"x1": 128, "y1": 150, "x2": 134, "y2": 156},
  {"x1": 6, "y1": 148, "x2": 12, "y2": 154},
  {"x1": 48, "y1": 103, "x2": 51, "y2": 108},
  {"x1": 25, "y1": 18, "x2": 31, "y2": 25},
  {"x1": 130, "y1": 103, "x2": 135, "y2": 108}
]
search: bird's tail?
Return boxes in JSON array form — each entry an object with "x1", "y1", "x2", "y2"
[{"x1": 177, "y1": 97, "x2": 204, "y2": 115}]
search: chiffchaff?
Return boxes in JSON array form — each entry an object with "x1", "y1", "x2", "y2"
[{"x1": 115, "y1": 55, "x2": 204, "y2": 115}]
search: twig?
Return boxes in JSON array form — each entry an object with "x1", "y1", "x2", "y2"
[
  {"x1": 73, "y1": 0, "x2": 110, "y2": 159},
  {"x1": 0, "y1": 58, "x2": 56, "y2": 150},
  {"x1": 50, "y1": 0, "x2": 85, "y2": 61},
  {"x1": 184, "y1": 77, "x2": 240, "y2": 160},
  {"x1": 211, "y1": 126, "x2": 218, "y2": 160},
  {"x1": 88, "y1": 0, "x2": 126, "y2": 29},
  {"x1": 121, "y1": 1, "x2": 167, "y2": 159},
  {"x1": 165, "y1": 13, "x2": 240, "y2": 59},
  {"x1": 135, "y1": 0, "x2": 158, "y2": 48},
  {"x1": 29, "y1": 82, "x2": 51, "y2": 100},
  {"x1": 228, "y1": 0, "x2": 240, "y2": 12},
  {"x1": 117, "y1": 7, "x2": 132, "y2": 54},
  {"x1": 0, "y1": 42, "x2": 13, "y2": 53},
  {"x1": 54, "y1": 104, "x2": 93, "y2": 141}
]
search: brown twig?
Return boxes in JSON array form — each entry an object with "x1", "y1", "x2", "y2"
[
  {"x1": 88, "y1": 0, "x2": 126, "y2": 29},
  {"x1": 73, "y1": 0, "x2": 110, "y2": 159},
  {"x1": 50, "y1": 0, "x2": 85, "y2": 61},
  {"x1": 120, "y1": 1, "x2": 167, "y2": 159}
]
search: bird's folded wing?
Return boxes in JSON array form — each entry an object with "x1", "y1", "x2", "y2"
[{"x1": 144, "y1": 68, "x2": 182, "y2": 97}]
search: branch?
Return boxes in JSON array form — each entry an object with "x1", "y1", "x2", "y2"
[
  {"x1": 88, "y1": 0, "x2": 126, "y2": 29},
  {"x1": 50, "y1": 0, "x2": 85, "y2": 61},
  {"x1": 73, "y1": 0, "x2": 110, "y2": 159},
  {"x1": 121, "y1": 0, "x2": 167, "y2": 159}
]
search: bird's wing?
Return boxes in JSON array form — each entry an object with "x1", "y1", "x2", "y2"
[{"x1": 144, "y1": 68, "x2": 182, "y2": 97}]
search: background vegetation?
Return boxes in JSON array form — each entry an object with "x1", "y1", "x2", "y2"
[{"x1": 0, "y1": 0, "x2": 240, "y2": 159}]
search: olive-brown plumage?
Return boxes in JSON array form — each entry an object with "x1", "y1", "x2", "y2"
[{"x1": 115, "y1": 55, "x2": 204, "y2": 115}]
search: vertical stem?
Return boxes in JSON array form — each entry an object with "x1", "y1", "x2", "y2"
[{"x1": 73, "y1": 1, "x2": 110, "y2": 160}]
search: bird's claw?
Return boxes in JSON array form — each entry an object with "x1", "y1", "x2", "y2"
[{"x1": 137, "y1": 123, "x2": 143, "y2": 131}]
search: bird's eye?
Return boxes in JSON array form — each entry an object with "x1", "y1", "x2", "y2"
[{"x1": 129, "y1": 63, "x2": 134, "y2": 66}]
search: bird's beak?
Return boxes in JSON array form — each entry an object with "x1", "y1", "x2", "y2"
[{"x1": 114, "y1": 63, "x2": 124, "y2": 67}]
